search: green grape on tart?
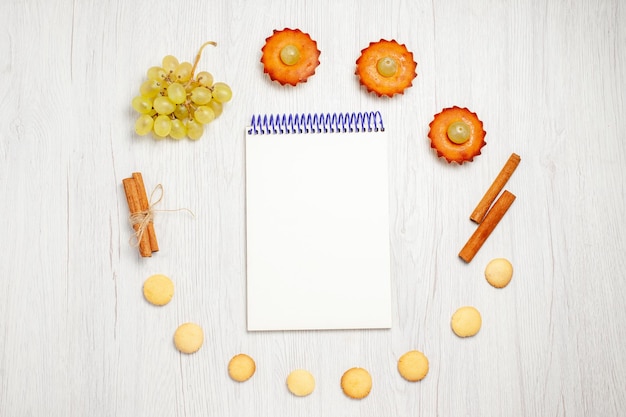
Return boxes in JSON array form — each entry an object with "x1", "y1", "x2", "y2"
[{"x1": 131, "y1": 41, "x2": 232, "y2": 141}]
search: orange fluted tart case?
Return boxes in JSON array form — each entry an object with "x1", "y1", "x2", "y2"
[
  {"x1": 355, "y1": 39, "x2": 417, "y2": 97},
  {"x1": 261, "y1": 28, "x2": 321, "y2": 86},
  {"x1": 428, "y1": 106, "x2": 487, "y2": 164}
]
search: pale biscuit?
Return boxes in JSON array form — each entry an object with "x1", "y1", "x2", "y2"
[
  {"x1": 397, "y1": 350, "x2": 429, "y2": 382},
  {"x1": 173, "y1": 322, "x2": 204, "y2": 354},
  {"x1": 228, "y1": 353, "x2": 256, "y2": 382},
  {"x1": 340, "y1": 367, "x2": 372, "y2": 399},
  {"x1": 143, "y1": 274, "x2": 174, "y2": 306},
  {"x1": 286, "y1": 369, "x2": 316, "y2": 397},
  {"x1": 451, "y1": 306, "x2": 482, "y2": 337},
  {"x1": 485, "y1": 258, "x2": 513, "y2": 288}
]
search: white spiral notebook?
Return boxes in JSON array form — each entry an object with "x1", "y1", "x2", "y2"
[{"x1": 244, "y1": 112, "x2": 392, "y2": 331}]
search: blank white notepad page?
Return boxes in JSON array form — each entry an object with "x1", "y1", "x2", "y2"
[{"x1": 245, "y1": 120, "x2": 391, "y2": 331}]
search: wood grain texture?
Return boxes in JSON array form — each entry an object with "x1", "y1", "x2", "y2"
[{"x1": 0, "y1": 0, "x2": 625, "y2": 416}]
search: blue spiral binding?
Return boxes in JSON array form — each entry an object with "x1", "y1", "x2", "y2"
[{"x1": 247, "y1": 111, "x2": 385, "y2": 135}]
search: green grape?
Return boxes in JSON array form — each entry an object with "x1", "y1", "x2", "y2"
[
  {"x1": 169, "y1": 119, "x2": 187, "y2": 140},
  {"x1": 174, "y1": 62, "x2": 193, "y2": 82},
  {"x1": 212, "y1": 82, "x2": 232, "y2": 103},
  {"x1": 196, "y1": 71, "x2": 214, "y2": 87},
  {"x1": 153, "y1": 115, "x2": 172, "y2": 137},
  {"x1": 135, "y1": 114, "x2": 154, "y2": 136},
  {"x1": 167, "y1": 83, "x2": 187, "y2": 104},
  {"x1": 131, "y1": 96, "x2": 153, "y2": 114},
  {"x1": 147, "y1": 66, "x2": 167, "y2": 81},
  {"x1": 207, "y1": 99, "x2": 223, "y2": 118},
  {"x1": 162, "y1": 55, "x2": 179, "y2": 74},
  {"x1": 139, "y1": 79, "x2": 162, "y2": 98},
  {"x1": 153, "y1": 96, "x2": 176, "y2": 115},
  {"x1": 186, "y1": 119, "x2": 204, "y2": 140},
  {"x1": 280, "y1": 45, "x2": 301, "y2": 65},
  {"x1": 376, "y1": 57, "x2": 398, "y2": 77},
  {"x1": 190, "y1": 86, "x2": 212, "y2": 105},
  {"x1": 447, "y1": 121, "x2": 471, "y2": 144},
  {"x1": 174, "y1": 104, "x2": 190, "y2": 120},
  {"x1": 194, "y1": 105, "x2": 215, "y2": 124}
]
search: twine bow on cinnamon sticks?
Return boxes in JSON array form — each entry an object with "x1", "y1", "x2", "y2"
[
  {"x1": 459, "y1": 153, "x2": 521, "y2": 263},
  {"x1": 123, "y1": 172, "x2": 160, "y2": 257}
]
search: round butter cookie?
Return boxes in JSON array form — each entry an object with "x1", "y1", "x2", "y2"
[
  {"x1": 286, "y1": 369, "x2": 315, "y2": 397},
  {"x1": 485, "y1": 258, "x2": 513, "y2": 288},
  {"x1": 228, "y1": 353, "x2": 256, "y2": 382},
  {"x1": 397, "y1": 350, "x2": 429, "y2": 382},
  {"x1": 143, "y1": 274, "x2": 174, "y2": 306},
  {"x1": 341, "y1": 367, "x2": 372, "y2": 399},
  {"x1": 173, "y1": 322, "x2": 204, "y2": 354},
  {"x1": 451, "y1": 306, "x2": 482, "y2": 337}
]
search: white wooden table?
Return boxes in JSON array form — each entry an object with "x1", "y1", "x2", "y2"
[{"x1": 1, "y1": 0, "x2": 625, "y2": 415}]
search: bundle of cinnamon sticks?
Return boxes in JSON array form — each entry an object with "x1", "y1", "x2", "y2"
[
  {"x1": 459, "y1": 153, "x2": 520, "y2": 263},
  {"x1": 123, "y1": 172, "x2": 159, "y2": 257}
]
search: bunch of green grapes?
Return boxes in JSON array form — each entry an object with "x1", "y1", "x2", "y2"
[{"x1": 131, "y1": 42, "x2": 232, "y2": 140}]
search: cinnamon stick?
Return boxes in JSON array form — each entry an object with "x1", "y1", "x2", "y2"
[
  {"x1": 459, "y1": 190, "x2": 516, "y2": 263},
  {"x1": 122, "y1": 177, "x2": 152, "y2": 257},
  {"x1": 470, "y1": 153, "x2": 520, "y2": 223},
  {"x1": 132, "y1": 172, "x2": 159, "y2": 252}
]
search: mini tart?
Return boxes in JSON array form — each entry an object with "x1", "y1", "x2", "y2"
[
  {"x1": 261, "y1": 28, "x2": 320, "y2": 86},
  {"x1": 427, "y1": 106, "x2": 487, "y2": 164},
  {"x1": 355, "y1": 39, "x2": 417, "y2": 97}
]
